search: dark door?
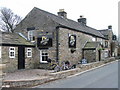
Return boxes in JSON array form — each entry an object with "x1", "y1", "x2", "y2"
[
  {"x1": 98, "y1": 50, "x2": 101, "y2": 61},
  {"x1": 18, "y1": 46, "x2": 25, "y2": 69}
]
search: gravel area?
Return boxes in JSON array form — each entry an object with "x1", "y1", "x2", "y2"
[{"x1": 4, "y1": 69, "x2": 51, "y2": 81}]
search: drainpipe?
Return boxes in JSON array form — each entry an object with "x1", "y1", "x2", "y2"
[{"x1": 56, "y1": 26, "x2": 59, "y2": 64}]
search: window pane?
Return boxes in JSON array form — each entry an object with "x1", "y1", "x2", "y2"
[
  {"x1": 27, "y1": 48, "x2": 32, "y2": 57},
  {"x1": 42, "y1": 56, "x2": 45, "y2": 61},
  {"x1": 28, "y1": 31, "x2": 34, "y2": 41},
  {"x1": 9, "y1": 47, "x2": 15, "y2": 58},
  {"x1": 45, "y1": 53, "x2": 48, "y2": 55},
  {"x1": 27, "y1": 49, "x2": 31, "y2": 51}
]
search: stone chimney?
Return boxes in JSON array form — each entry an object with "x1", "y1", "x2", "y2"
[
  {"x1": 57, "y1": 9, "x2": 67, "y2": 18},
  {"x1": 108, "y1": 25, "x2": 112, "y2": 30},
  {"x1": 78, "y1": 16, "x2": 87, "y2": 25}
]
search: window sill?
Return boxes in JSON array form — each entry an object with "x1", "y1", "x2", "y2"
[
  {"x1": 9, "y1": 57, "x2": 15, "y2": 59},
  {"x1": 40, "y1": 61, "x2": 48, "y2": 64}
]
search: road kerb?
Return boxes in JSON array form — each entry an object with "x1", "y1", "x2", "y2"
[{"x1": 67, "y1": 60, "x2": 118, "y2": 78}]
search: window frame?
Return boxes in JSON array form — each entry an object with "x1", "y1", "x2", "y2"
[
  {"x1": 92, "y1": 37, "x2": 96, "y2": 41},
  {"x1": 40, "y1": 50, "x2": 48, "y2": 63},
  {"x1": 27, "y1": 48, "x2": 32, "y2": 57},
  {"x1": 28, "y1": 31, "x2": 34, "y2": 41},
  {"x1": 9, "y1": 47, "x2": 15, "y2": 58},
  {"x1": 105, "y1": 41, "x2": 108, "y2": 48}
]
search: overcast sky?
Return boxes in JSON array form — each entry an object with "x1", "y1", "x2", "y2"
[{"x1": 0, "y1": 0, "x2": 119, "y2": 36}]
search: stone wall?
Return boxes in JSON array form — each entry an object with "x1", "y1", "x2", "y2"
[
  {"x1": 58, "y1": 27, "x2": 93, "y2": 65},
  {"x1": 2, "y1": 46, "x2": 18, "y2": 73},
  {"x1": 25, "y1": 47, "x2": 37, "y2": 69},
  {"x1": 84, "y1": 50, "x2": 96, "y2": 63},
  {"x1": 2, "y1": 46, "x2": 35, "y2": 73},
  {"x1": 36, "y1": 31, "x2": 57, "y2": 69}
]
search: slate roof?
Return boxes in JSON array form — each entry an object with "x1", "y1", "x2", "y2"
[
  {"x1": 35, "y1": 7, "x2": 105, "y2": 38},
  {"x1": 83, "y1": 42, "x2": 100, "y2": 49},
  {"x1": 98, "y1": 29, "x2": 110, "y2": 36},
  {"x1": 0, "y1": 32, "x2": 34, "y2": 47},
  {"x1": 15, "y1": 7, "x2": 105, "y2": 39}
]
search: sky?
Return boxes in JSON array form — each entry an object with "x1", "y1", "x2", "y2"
[{"x1": 0, "y1": 0, "x2": 119, "y2": 36}]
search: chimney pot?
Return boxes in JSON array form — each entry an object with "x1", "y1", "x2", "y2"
[
  {"x1": 57, "y1": 9, "x2": 67, "y2": 18},
  {"x1": 108, "y1": 25, "x2": 112, "y2": 30},
  {"x1": 80, "y1": 15, "x2": 83, "y2": 18},
  {"x1": 59, "y1": 9, "x2": 64, "y2": 12},
  {"x1": 78, "y1": 15, "x2": 87, "y2": 25}
]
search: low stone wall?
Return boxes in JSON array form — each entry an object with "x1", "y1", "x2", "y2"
[
  {"x1": 49, "y1": 57, "x2": 116, "y2": 79},
  {"x1": 2, "y1": 57, "x2": 116, "y2": 88},
  {"x1": 0, "y1": 64, "x2": 6, "y2": 88},
  {"x1": 3, "y1": 76, "x2": 51, "y2": 87}
]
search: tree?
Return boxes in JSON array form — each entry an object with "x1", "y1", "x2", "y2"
[{"x1": 0, "y1": 7, "x2": 22, "y2": 33}]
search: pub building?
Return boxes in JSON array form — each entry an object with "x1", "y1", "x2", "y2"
[{"x1": 1, "y1": 7, "x2": 116, "y2": 72}]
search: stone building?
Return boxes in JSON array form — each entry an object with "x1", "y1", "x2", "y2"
[
  {"x1": 98, "y1": 26, "x2": 118, "y2": 57},
  {"x1": 1, "y1": 7, "x2": 116, "y2": 72},
  {"x1": 0, "y1": 32, "x2": 36, "y2": 72}
]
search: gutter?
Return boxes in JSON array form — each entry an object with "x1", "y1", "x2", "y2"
[
  {"x1": 0, "y1": 43, "x2": 35, "y2": 47},
  {"x1": 58, "y1": 25, "x2": 107, "y2": 40}
]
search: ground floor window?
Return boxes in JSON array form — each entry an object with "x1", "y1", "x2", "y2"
[
  {"x1": 40, "y1": 50, "x2": 48, "y2": 63},
  {"x1": 9, "y1": 47, "x2": 15, "y2": 58},
  {"x1": 104, "y1": 50, "x2": 108, "y2": 57},
  {"x1": 27, "y1": 48, "x2": 32, "y2": 57}
]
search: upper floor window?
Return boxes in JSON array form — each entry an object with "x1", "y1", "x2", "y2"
[
  {"x1": 92, "y1": 38, "x2": 96, "y2": 41},
  {"x1": 105, "y1": 41, "x2": 108, "y2": 48},
  {"x1": 28, "y1": 31, "x2": 35, "y2": 41},
  {"x1": 112, "y1": 35, "x2": 117, "y2": 40},
  {"x1": 9, "y1": 47, "x2": 15, "y2": 58},
  {"x1": 27, "y1": 48, "x2": 32, "y2": 57}
]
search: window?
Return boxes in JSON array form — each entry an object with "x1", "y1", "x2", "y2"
[
  {"x1": 105, "y1": 41, "x2": 108, "y2": 48},
  {"x1": 104, "y1": 50, "x2": 108, "y2": 57},
  {"x1": 92, "y1": 38, "x2": 96, "y2": 41},
  {"x1": 9, "y1": 47, "x2": 15, "y2": 58},
  {"x1": 40, "y1": 50, "x2": 48, "y2": 63},
  {"x1": 0, "y1": 47, "x2": 1, "y2": 58},
  {"x1": 28, "y1": 31, "x2": 34, "y2": 41},
  {"x1": 27, "y1": 48, "x2": 32, "y2": 57}
]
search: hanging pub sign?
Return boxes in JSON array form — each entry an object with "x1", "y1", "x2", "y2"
[
  {"x1": 37, "y1": 32, "x2": 53, "y2": 49},
  {"x1": 68, "y1": 34, "x2": 76, "y2": 48}
]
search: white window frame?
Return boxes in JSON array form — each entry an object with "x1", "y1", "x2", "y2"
[
  {"x1": 105, "y1": 41, "x2": 108, "y2": 48},
  {"x1": 27, "y1": 48, "x2": 32, "y2": 57},
  {"x1": 0, "y1": 46, "x2": 1, "y2": 58},
  {"x1": 40, "y1": 50, "x2": 48, "y2": 63},
  {"x1": 28, "y1": 31, "x2": 34, "y2": 41},
  {"x1": 92, "y1": 37, "x2": 96, "y2": 41},
  {"x1": 9, "y1": 47, "x2": 15, "y2": 58},
  {"x1": 104, "y1": 50, "x2": 108, "y2": 58}
]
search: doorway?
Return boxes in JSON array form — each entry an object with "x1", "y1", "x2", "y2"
[{"x1": 18, "y1": 46, "x2": 25, "y2": 69}]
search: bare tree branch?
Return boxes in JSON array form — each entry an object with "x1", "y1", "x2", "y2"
[{"x1": 0, "y1": 7, "x2": 22, "y2": 33}]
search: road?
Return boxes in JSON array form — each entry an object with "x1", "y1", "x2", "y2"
[{"x1": 34, "y1": 61, "x2": 118, "y2": 88}]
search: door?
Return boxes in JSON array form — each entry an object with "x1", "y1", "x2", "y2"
[
  {"x1": 18, "y1": 46, "x2": 25, "y2": 69},
  {"x1": 98, "y1": 50, "x2": 101, "y2": 61}
]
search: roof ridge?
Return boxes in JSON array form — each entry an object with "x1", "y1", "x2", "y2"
[{"x1": 19, "y1": 7, "x2": 106, "y2": 39}]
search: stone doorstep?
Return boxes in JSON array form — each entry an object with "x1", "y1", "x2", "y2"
[{"x1": 2, "y1": 59, "x2": 116, "y2": 88}]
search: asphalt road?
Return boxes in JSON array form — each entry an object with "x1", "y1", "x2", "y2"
[{"x1": 34, "y1": 61, "x2": 118, "y2": 88}]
